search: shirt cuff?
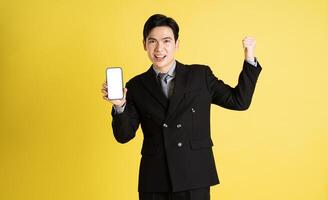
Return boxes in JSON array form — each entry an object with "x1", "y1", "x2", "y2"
[
  {"x1": 113, "y1": 102, "x2": 126, "y2": 114},
  {"x1": 246, "y1": 57, "x2": 258, "y2": 67}
]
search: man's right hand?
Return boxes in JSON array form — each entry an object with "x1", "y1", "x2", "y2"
[{"x1": 102, "y1": 82, "x2": 127, "y2": 107}]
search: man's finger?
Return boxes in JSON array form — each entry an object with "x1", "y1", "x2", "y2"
[{"x1": 103, "y1": 96, "x2": 110, "y2": 101}]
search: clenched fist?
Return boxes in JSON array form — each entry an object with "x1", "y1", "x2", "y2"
[{"x1": 242, "y1": 36, "x2": 256, "y2": 61}]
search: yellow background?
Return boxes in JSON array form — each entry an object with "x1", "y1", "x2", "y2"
[{"x1": 1, "y1": 0, "x2": 327, "y2": 199}]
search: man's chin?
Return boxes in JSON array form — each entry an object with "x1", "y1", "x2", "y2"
[
  {"x1": 152, "y1": 62, "x2": 167, "y2": 68},
  {"x1": 152, "y1": 60, "x2": 174, "y2": 68}
]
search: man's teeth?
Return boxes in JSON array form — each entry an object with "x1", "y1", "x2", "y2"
[{"x1": 155, "y1": 55, "x2": 166, "y2": 58}]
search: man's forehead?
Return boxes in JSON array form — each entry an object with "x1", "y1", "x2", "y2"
[{"x1": 147, "y1": 26, "x2": 174, "y2": 39}]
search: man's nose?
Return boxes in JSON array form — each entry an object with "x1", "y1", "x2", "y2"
[{"x1": 155, "y1": 42, "x2": 164, "y2": 52}]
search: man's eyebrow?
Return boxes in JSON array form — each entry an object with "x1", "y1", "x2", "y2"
[
  {"x1": 147, "y1": 36, "x2": 173, "y2": 41},
  {"x1": 147, "y1": 37, "x2": 157, "y2": 41},
  {"x1": 162, "y1": 37, "x2": 173, "y2": 40}
]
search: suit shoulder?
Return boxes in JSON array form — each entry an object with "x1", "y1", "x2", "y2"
[
  {"x1": 184, "y1": 63, "x2": 211, "y2": 73},
  {"x1": 125, "y1": 71, "x2": 147, "y2": 88}
]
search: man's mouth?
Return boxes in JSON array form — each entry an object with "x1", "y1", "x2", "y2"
[{"x1": 154, "y1": 55, "x2": 166, "y2": 61}]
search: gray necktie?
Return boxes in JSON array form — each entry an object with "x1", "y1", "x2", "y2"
[{"x1": 158, "y1": 73, "x2": 168, "y2": 97}]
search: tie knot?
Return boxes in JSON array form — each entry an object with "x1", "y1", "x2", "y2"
[
  {"x1": 158, "y1": 72, "x2": 167, "y2": 79},
  {"x1": 158, "y1": 73, "x2": 168, "y2": 83}
]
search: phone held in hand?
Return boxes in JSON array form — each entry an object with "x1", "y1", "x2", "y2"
[{"x1": 106, "y1": 67, "x2": 124, "y2": 100}]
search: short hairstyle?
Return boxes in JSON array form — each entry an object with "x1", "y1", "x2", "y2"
[{"x1": 143, "y1": 14, "x2": 180, "y2": 42}]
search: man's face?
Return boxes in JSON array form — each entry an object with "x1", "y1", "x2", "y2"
[{"x1": 143, "y1": 26, "x2": 179, "y2": 72}]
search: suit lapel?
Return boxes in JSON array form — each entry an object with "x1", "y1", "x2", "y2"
[
  {"x1": 140, "y1": 61, "x2": 190, "y2": 119},
  {"x1": 140, "y1": 66, "x2": 168, "y2": 109},
  {"x1": 166, "y1": 61, "x2": 190, "y2": 121}
]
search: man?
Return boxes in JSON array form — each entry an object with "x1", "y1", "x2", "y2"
[{"x1": 102, "y1": 14, "x2": 262, "y2": 200}]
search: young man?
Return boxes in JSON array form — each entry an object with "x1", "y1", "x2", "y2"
[{"x1": 102, "y1": 14, "x2": 262, "y2": 200}]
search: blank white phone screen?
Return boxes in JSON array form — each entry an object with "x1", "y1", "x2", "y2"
[{"x1": 106, "y1": 67, "x2": 123, "y2": 100}]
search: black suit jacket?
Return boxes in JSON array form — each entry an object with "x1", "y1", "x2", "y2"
[{"x1": 111, "y1": 60, "x2": 262, "y2": 192}]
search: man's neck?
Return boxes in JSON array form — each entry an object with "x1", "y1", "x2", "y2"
[{"x1": 153, "y1": 60, "x2": 176, "y2": 74}]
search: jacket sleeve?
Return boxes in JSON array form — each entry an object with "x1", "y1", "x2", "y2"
[
  {"x1": 205, "y1": 60, "x2": 262, "y2": 110},
  {"x1": 111, "y1": 80, "x2": 140, "y2": 143}
]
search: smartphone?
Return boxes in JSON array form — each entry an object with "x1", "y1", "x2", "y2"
[{"x1": 106, "y1": 67, "x2": 124, "y2": 100}]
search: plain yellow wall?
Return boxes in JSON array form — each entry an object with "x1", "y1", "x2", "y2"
[{"x1": 1, "y1": 0, "x2": 327, "y2": 199}]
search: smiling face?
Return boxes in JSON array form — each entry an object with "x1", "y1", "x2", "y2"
[{"x1": 143, "y1": 26, "x2": 179, "y2": 73}]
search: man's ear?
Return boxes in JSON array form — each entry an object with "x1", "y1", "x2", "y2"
[{"x1": 143, "y1": 40, "x2": 147, "y2": 51}]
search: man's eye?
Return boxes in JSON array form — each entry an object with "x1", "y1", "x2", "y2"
[
  {"x1": 148, "y1": 40, "x2": 155, "y2": 44},
  {"x1": 164, "y1": 40, "x2": 171, "y2": 43}
]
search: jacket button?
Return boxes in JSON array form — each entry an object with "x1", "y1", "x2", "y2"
[
  {"x1": 163, "y1": 123, "x2": 168, "y2": 128},
  {"x1": 177, "y1": 142, "x2": 183, "y2": 147},
  {"x1": 176, "y1": 124, "x2": 182, "y2": 128},
  {"x1": 191, "y1": 108, "x2": 196, "y2": 113}
]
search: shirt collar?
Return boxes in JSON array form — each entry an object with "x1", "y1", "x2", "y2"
[{"x1": 152, "y1": 60, "x2": 176, "y2": 78}]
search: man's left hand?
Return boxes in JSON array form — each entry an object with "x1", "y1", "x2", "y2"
[{"x1": 243, "y1": 36, "x2": 256, "y2": 62}]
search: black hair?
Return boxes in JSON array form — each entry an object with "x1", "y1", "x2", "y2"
[{"x1": 143, "y1": 14, "x2": 179, "y2": 42}]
